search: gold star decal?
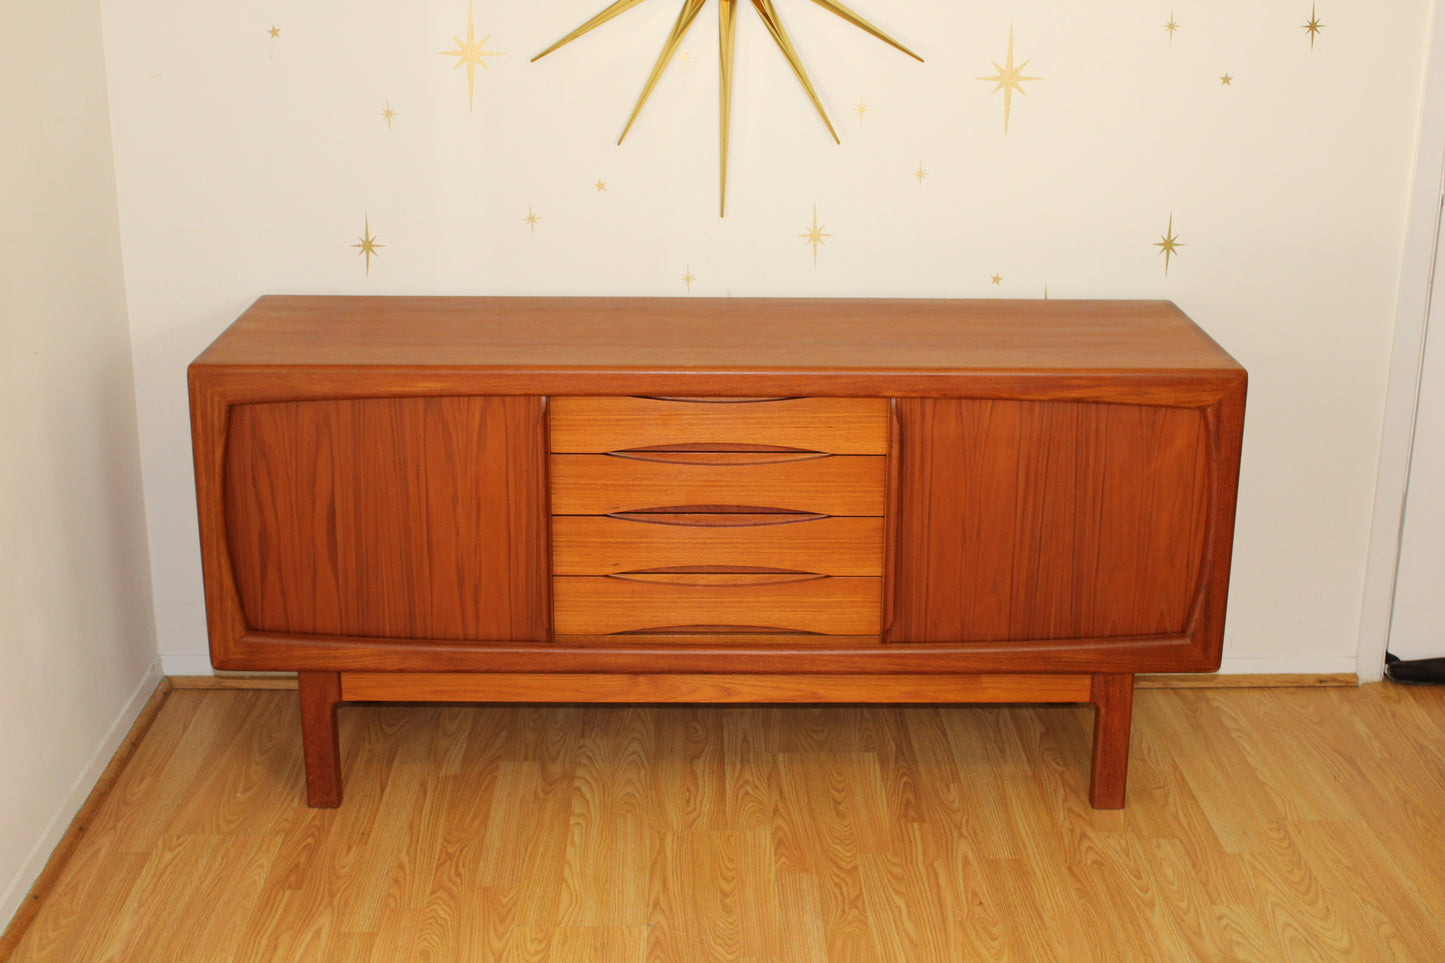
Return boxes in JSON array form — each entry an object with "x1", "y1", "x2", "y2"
[
  {"x1": 1043, "y1": 284, "x2": 1049, "y2": 299},
  {"x1": 990, "y1": 273, "x2": 1003, "y2": 285},
  {"x1": 1163, "y1": 13, "x2": 1179, "y2": 37},
  {"x1": 523, "y1": 203, "x2": 540, "y2": 234},
  {"x1": 799, "y1": 204, "x2": 830, "y2": 267},
  {"x1": 978, "y1": 25, "x2": 1040, "y2": 136},
  {"x1": 676, "y1": 49, "x2": 691, "y2": 67},
  {"x1": 268, "y1": 26, "x2": 281, "y2": 39},
  {"x1": 1303, "y1": 4, "x2": 1324, "y2": 49},
  {"x1": 440, "y1": 3, "x2": 504, "y2": 112},
  {"x1": 854, "y1": 99, "x2": 869, "y2": 124},
  {"x1": 1220, "y1": 73, "x2": 1233, "y2": 85},
  {"x1": 681, "y1": 266, "x2": 696, "y2": 290},
  {"x1": 594, "y1": 179, "x2": 608, "y2": 192},
  {"x1": 1155, "y1": 213, "x2": 1183, "y2": 275},
  {"x1": 352, "y1": 216, "x2": 382, "y2": 276},
  {"x1": 914, "y1": 163, "x2": 927, "y2": 186},
  {"x1": 532, "y1": 0, "x2": 921, "y2": 217},
  {"x1": 381, "y1": 99, "x2": 397, "y2": 128}
]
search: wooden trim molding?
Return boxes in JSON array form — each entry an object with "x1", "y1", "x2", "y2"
[{"x1": 163, "y1": 671, "x2": 1359, "y2": 692}]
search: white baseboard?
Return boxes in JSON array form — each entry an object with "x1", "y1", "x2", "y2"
[
  {"x1": 0, "y1": 660, "x2": 165, "y2": 930},
  {"x1": 160, "y1": 652, "x2": 217, "y2": 676},
  {"x1": 1217, "y1": 655, "x2": 1358, "y2": 677}
]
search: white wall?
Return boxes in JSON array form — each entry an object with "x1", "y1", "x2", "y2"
[
  {"x1": 0, "y1": 0, "x2": 160, "y2": 928},
  {"x1": 1387, "y1": 232, "x2": 1445, "y2": 662},
  {"x1": 98, "y1": 0, "x2": 1435, "y2": 676}
]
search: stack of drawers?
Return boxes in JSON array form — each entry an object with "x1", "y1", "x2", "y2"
[{"x1": 549, "y1": 397, "x2": 890, "y2": 643}]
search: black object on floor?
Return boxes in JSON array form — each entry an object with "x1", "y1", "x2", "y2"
[{"x1": 1385, "y1": 652, "x2": 1445, "y2": 685}]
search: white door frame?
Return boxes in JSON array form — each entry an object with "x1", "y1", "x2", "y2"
[{"x1": 1358, "y1": 2, "x2": 1445, "y2": 681}]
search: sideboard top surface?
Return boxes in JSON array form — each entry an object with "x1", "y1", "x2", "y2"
[{"x1": 194, "y1": 296, "x2": 1242, "y2": 377}]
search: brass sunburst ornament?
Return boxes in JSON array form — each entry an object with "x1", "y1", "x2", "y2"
[{"x1": 532, "y1": 0, "x2": 922, "y2": 216}]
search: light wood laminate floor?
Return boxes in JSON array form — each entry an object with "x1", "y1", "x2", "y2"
[{"x1": 7, "y1": 683, "x2": 1445, "y2": 962}]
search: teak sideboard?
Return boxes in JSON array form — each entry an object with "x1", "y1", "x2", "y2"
[{"x1": 189, "y1": 296, "x2": 1246, "y2": 810}]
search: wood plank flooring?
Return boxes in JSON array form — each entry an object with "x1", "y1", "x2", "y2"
[{"x1": 7, "y1": 683, "x2": 1445, "y2": 962}]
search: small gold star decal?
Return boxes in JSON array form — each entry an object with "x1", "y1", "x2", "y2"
[
  {"x1": 914, "y1": 163, "x2": 927, "y2": 186},
  {"x1": 440, "y1": 3, "x2": 504, "y2": 112},
  {"x1": 594, "y1": 179, "x2": 607, "y2": 192},
  {"x1": 854, "y1": 100, "x2": 869, "y2": 124},
  {"x1": 990, "y1": 273, "x2": 1003, "y2": 285},
  {"x1": 978, "y1": 25, "x2": 1041, "y2": 136},
  {"x1": 1220, "y1": 73, "x2": 1233, "y2": 85},
  {"x1": 523, "y1": 203, "x2": 540, "y2": 234},
  {"x1": 381, "y1": 99, "x2": 397, "y2": 128},
  {"x1": 1043, "y1": 284, "x2": 1049, "y2": 299},
  {"x1": 268, "y1": 26, "x2": 281, "y2": 39},
  {"x1": 1163, "y1": 13, "x2": 1179, "y2": 38},
  {"x1": 1155, "y1": 213, "x2": 1183, "y2": 275},
  {"x1": 352, "y1": 216, "x2": 382, "y2": 276},
  {"x1": 1303, "y1": 4, "x2": 1324, "y2": 49},
  {"x1": 681, "y1": 266, "x2": 696, "y2": 291},
  {"x1": 799, "y1": 204, "x2": 831, "y2": 267},
  {"x1": 675, "y1": 49, "x2": 691, "y2": 67}
]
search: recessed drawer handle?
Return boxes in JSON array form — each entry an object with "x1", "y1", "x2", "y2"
[
  {"x1": 612, "y1": 624, "x2": 823, "y2": 635},
  {"x1": 606, "y1": 512, "x2": 829, "y2": 527},
  {"x1": 604, "y1": 573, "x2": 826, "y2": 586},
  {"x1": 605, "y1": 451, "x2": 830, "y2": 465},
  {"x1": 641, "y1": 396, "x2": 799, "y2": 404}
]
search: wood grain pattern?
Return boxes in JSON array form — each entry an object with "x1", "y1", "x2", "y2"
[
  {"x1": 553, "y1": 575, "x2": 882, "y2": 636},
  {"x1": 12, "y1": 684, "x2": 1445, "y2": 963},
  {"x1": 0, "y1": 679, "x2": 170, "y2": 962},
  {"x1": 223, "y1": 396, "x2": 549, "y2": 644},
  {"x1": 298, "y1": 671, "x2": 342, "y2": 808},
  {"x1": 164, "y1": 672, "x2": 1366, "y2": 691},
  {"x1": 551, "y1": 515, "x2": 885, "y2": 576},
  {"x1": 191, "y1": 297, "x2": 1246, "y2": 814},
  {"x1": 194, "y1": 297, "x2": 1242, "y2": 379},
  {"x1": 891, "y1": 398, "x2": 1211, "y2": 645},
  {"x1": 550, "y1": 454, "x2": 886, "y2": 516},
  {"x1": 1089, "y1": 673, "x2": 1134, "y2": 809},
  {"x1": 338, "y1": 671, "x2": 1095, "y2": 703},
  {"x1": 549, "y1": 396, "x2": 890, "y2": 453}
]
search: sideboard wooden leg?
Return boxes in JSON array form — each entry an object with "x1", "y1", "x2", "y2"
[
  {"x1": 298, "y1": 671, "x2": 343, "y2": 808},
  {"x1": 1089, "y1": 672, "x2": 1134, "y2": 809}
]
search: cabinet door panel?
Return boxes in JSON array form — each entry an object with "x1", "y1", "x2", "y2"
[
  {"x1": 224, "y1": 396, "x2": 549, "y2": 642},
  {"x1": 891, "y1": 398, "x2": 1210, "y2": 643}
]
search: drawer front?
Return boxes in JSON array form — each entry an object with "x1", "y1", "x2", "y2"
[
  {"x1": 550, "y1": 453, "x2": 886, "y2": 516},
  {"x1": 553, "y1": 574, "x2": 882, "y2": 636},
  {"x1": 552, "y1": 515, "x2": 884, "y2": 576},
  {"x1": 550, "y1": 397, "x2": 890, "y2": 454}
]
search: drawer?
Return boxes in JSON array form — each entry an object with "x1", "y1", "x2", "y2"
[
  {"x1": 552, "y1": 515, "x2": 884, "y2": 576},
  {"x1": 550, "y1": 453, "x2": 886, "y2": 516},
  {"x1": 550, "y1": 397, "x2": 889, "y2": 454},
  {"x1": 553, "y1": 574, "x2": 882, "y2": 635}
]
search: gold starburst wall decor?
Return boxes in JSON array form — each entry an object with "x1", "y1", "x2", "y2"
[
  {"x1": 532, "y1": 0, "x2": 922, "y2": 216},
  {"x1": 1156, "y1": 213, "x2": 1183, "y2": 275},
  {"x1": 353, "y1": 216, "x2": 382, "y2": 276},
  {"x1": 1303, "y1": 4, "x2": 1324, "y2": 49},
  {"x1": 441, "y1": 3, "x2": 504, "y2": 111},
  {"x1": 799, "y1": 203, "x2": 830, "y2": 265},
  {"x1": 977, "y1": 25, "x2": 1040, "y2": 136}
]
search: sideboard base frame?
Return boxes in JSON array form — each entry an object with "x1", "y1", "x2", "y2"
[{"x1": 297, "y1": 670, "x2": 1135, "y2": 809}]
